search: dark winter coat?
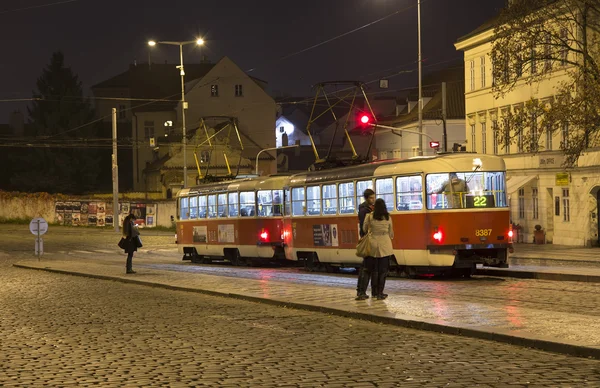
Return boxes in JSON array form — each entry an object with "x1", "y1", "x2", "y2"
[
  {"x1": 122, "y1": 217, "x2": 138, "y2": 253},
  {"x1": 358, "y1": 201, "x2": 373, "y2": 238}
]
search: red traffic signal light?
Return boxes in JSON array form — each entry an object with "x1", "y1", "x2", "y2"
[
  {"x1": 429, "y1": 141, "x2": 440, "y2": 149},
  {"x1": 360, "y1": 115, "x2": 370, "y2": 124},
  {"x1": 357, "y1": 113, "x2": 374, "y2": 127}
]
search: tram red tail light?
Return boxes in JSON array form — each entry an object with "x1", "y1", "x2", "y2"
[
  {"x1": 508, "y1": 230, "x2": 514, "y2": 238},
  {"x1": 259, "y1": 229, "x2": 270, "y2": 242},
  {"x1": 433, "y1": 230, "x2": 443, "y2": 243}
]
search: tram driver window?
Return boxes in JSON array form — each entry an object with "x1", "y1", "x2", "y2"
[
  {"x1": 239, "y1": 191, "x2": 256, "y2": 217},
  {"x1": 376, "y1": 178, "x2": 394, "y2": 211},
  {"x1": 396, "y1": 176, "x2": 423, "y2": 211},
  {"x1": 425, "y1": 171, "x2": 507, "y2": 209},
  {"x1": 306, "y1": 186, "x2": 321, "y2": 215},
  {"x1": 217, "y1": 193, "x2": 227, "y2": 217},
  {"x1": 292, "y1": 187, "x2": 305, "y2": 216},
  {"x1": 189, "y1": 196, "x2": 199, "y2": 219},
  {"x1": 322, "y1": 184, "x2": 337, "y2": 215},
  {"x1": 207, "y1": 195, "x2": 217, "y2": 218},
  {"x1": 339, "y1": 182, "x2": 355, "y2": 214},
  {"x1": 228, "y1": 192, "x2": 239, "y2": 217},
  {"x1": 180, "y1": 197, "x2": 189, "y2": 220},
  {"x1": 198, "y1": 195, "x2": 207, "y2": 218}
]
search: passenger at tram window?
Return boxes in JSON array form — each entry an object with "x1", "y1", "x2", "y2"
[
  {"x1": 273, "y1": 191, "x2": 283, "y2": 215},
  {"x1": 228, "y1": 193, "x2": 239, "y2": 217},
  {"x1": 198, "y1": 195, "x2": 207, "y2": 218},
  {"x1": 435, "y1": 173, "x2": 469, "y2": 209}
]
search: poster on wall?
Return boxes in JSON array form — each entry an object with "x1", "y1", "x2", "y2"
[
  {"x1": 145, "y1": 204, "x2": 157, "y2": 227},
  {"x1": 312, "y1": 224, "x2": 339, "y2": 247},
  {"x1": 218, "y1": 224, "x2": 235, "y2": 243},
  {"x1": 193, "y1": 226, "x2": 208, "y2": 243},
  {"x1": 97, "y1": 202, "x2": 106, "y2": 227},
  {"x1": 105, "y1": 205, "x2": 114, "y2": 226},
  {"x1": 130, "y1": 203, "x2": 147, "y2": 226}
]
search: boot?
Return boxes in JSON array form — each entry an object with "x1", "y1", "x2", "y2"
[
  {"x1": 377, "y1": 270, "x2": 388, "y2": 299},
  {"x1": 356, "y1": 267, "x2": 370, "y2": 299},
  {"x1": 370, "y1": 270, "x2": 379, "y2": 299}
]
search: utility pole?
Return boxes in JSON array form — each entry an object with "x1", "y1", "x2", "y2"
[
  {"x1": 417, "y1": 0, "x2": 423, "y2": 156},
  {"x1": 442, "y1": 82, "x2": 448, "y2": 153},
  {"x1": 112, "y1": 108, "x2": 120, "y2": 233},
  {"x1": 179, "y1": 44, "x2": 188, "y2": 188}
]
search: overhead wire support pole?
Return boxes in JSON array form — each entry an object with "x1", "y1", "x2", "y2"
[
  {"x1": 112, "y1": 108, "x2": 120, "y2": 233},
  {"x1": 255, "y1": 145, "x2": 299, "y2": 175},
  {"x1": 417, "y1": 0, "x2": 423, "y2": 156}
]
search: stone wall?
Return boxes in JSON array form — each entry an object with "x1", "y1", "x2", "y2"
[{"x1": 0, "y1": 192, "x2": 176, "y2": 228}]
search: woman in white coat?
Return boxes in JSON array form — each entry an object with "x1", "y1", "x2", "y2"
[{"x1": 362, "y1": 198, "x2": 394, "y2": 300}]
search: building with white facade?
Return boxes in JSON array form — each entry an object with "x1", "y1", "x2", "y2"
[{"x1": 455, "y1": 15, "x2": 600, "y2": 247}]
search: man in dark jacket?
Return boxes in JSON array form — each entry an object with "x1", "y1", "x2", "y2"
[{"x1": 356, "y1": 189, "x2": 375, "y2": 300}]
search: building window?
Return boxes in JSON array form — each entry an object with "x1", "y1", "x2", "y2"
[
  {"x1": 493, "y1": 120, "x2": 499, "y2": 155},
  {"x1": 544, "y1": 33, "x2": 552, "y2": 71},
  {"x1": 532, "y1": 187, "x2": 539, "y2": 219},
  {"x1": 546, "y1": 124, "x2": 553, "y2": 151},
  {"x1": 118, "y1": 105, "x2": 126, "y2": 119},
  {"x1": 555, "y1": 195, "x2": 560, "y2": 216},
  {"x1": 481, "y1": 122, "x2": 487, "y2": 154},
  {"x1": 517, "y1": 127, "x2": 524, "y2": 153},
  {"x1": 210, "y1": 85, "x2": 219, "y2": 97},
  {"x1": 469, "y1": 60, "x2": 475, "y2": 91},
  {"x1": 530, "y1": 42, "x2": 537, "y2": 74},
  {"x1": 560, "y1": 28, "x2": 568, "y2": 66},
  {"x1": 144, "y1": 121, "x2": 155, "y2": 139},
  {"x1": 562, "y1": 122, "x2": 569, "y2": 149},
  {"x1": 279, "y1": 126, "x2": 285, "y2": 133},
  {"x1": 562, "y1": 188, "x2": 570, "y2": 222},
  {"x1": 518, "y1": 188, "x2": 525, "y2": 219},
  {"x1": 471, "y1": 124, "x2": 476, "y2": 152},
  {"x1": 412, "y1": 146, "x2": 419, "y2": 157},
  {"x1": 515, "y1": 44, "x2": 523, "y2": 78},
  {"x1": 503, "y1": 116, "x2": 511, "y2": 154},
  {"x1": 530, "y1": 113, "x2": 538, "y2": 152},
  {"x1": 235, "y1": 84, "x2": 243, "y2": 97},
  {"x1": 480, "y1": 56, "x2": 486, "y2": 88}
]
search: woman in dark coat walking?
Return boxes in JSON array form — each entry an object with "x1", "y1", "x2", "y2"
[{"x1": 122, "y1": 214, "x2": 139, "y2": 274}]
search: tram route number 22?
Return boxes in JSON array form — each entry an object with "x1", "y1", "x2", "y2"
[
  {"x1": 475, "y1": 229, "x2": 492, "y2": 237},
  {"x1": 473, "y1": 196, "x2": 487, "y2": 207}
]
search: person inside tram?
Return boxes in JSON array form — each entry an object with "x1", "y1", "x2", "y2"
[
  {"x1": 436, "y1": 173, "x2": 469, "y2": 209},
  {"x1": 273, "y1": 191, "x2": 282, "y2": 215}
]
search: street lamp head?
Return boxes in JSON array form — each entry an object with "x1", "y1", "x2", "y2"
[
  {"x1": 196, "y1": 38, "x2": 204, "y2": 46},
  {"x1": 148, "y1": 40, "x2": 157, "y2": 46}
]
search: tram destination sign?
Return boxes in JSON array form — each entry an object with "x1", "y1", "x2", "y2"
[{"x1": 466, "y1": 194, "x2": 495, "y2": 208}]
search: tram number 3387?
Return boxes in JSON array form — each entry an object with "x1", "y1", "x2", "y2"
[{"x1": 475, "y1": 229, "x2": 493, "y2": 237}]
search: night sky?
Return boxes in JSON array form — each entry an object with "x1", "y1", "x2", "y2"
[{"x1": 0, "y1": 0, "x2": 505, "y2": 121}]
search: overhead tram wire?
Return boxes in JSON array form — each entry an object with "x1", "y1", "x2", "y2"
[
  {"x1": 0, "y1": 0, "x2": 81, "y2": 14},
  {"x1": 246, "y1": 1, "x2": 427, "y2": 73}
]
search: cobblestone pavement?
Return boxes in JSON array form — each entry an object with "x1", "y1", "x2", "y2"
[{"x1": 3, "y1": 256, "x2": 600, "y2": 387}]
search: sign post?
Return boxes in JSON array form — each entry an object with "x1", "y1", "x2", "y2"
[{"x1": 29, "y1": 217, "x2": 48, "y2": 261}]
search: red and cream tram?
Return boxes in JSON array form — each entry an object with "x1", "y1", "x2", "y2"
[
  {"x1": 281, "y1": 153, "x2": 512, "y2": 275},
  {"x1": 177, "y1": 153, "x2": 512, "y2": 275},
  {"x1": 176, "y1": 175, "x2": 288, "y2": 265}
]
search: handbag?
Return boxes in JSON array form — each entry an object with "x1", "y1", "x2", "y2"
[
  {"x1": 355, "y1": 232, "x2": 372, "y2": 258},
  {"x1": 134, "y1": 235, "x2": 143, "y2": 248},
  {"x1": 118, "y1": 237, "x2": 127, "y2": 249}
]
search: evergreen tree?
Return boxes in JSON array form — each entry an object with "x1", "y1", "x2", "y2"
[{"x1": 11, "y1": 52, "x2": 101, "y2": 193}]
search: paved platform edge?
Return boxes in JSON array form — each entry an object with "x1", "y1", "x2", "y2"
[
  {"x1": 13, "y1": 263, "x2": 600, "y2": 360},
  {"x1": 476, "y1": 268, "x2": 600, "y2": 283}
]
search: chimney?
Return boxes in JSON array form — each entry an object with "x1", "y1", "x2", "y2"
[{"x1": 9, "y1": 110, "x2": 24, "y2": 136}]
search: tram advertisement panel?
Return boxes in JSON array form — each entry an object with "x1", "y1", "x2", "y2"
[
  {"x1": 218, "y1": 225, "x2": 235, "y2": 243},
  {"x1": 313, "y1": 224, "x2": 339, "y2": 247},
  {"x1": 193, "y1": 226, "x2": 208, "y2": 243}
]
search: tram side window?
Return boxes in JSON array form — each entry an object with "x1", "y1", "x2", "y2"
[
  {"x1": 217, "y1": 193, "x2": 227, "y2": 217},
  {"x1": 180, "y1": 197, "x2": 189, "y2": 220},
  {"x1": 292, "y1": 187, "x2": 305, "y2": 216},
  {"x1": 207, "y1": 195, "x2": 217, "y2": 218},
  {"x1": 257, "y1": 190, "x2": 284, "y2": 217},
  {"x1": 228, "y1": 192, "x2": 239, "y2": 217},
  {"x1": 306, "y1": 186, "x2": 321, "y2": 215},
  {"x1": 273, "y1": 190, "x2": 283, "y2": 216},
  {"x1": 376, "y1": 178, "x2": 394, "y2": 211},
  {"x1": 396, "y1": 176, "x2": 423, "y2": 211},
  {"x1": 189, "y1": 196, "x2": 199, "y2": 219},
  {"x1": 284, "y1": 189, "x2": 291, "y2": 216},
  {"x1": 322, "y1": 184, "x2": 337, "y2": 215},
  {"x1": 239, "y1": 191, "x2": 256, "y2": 217},
  {"x1": 198, "y1": 195, "x2": 207, "y2": 218},
  {"x1": 339, "y1": 182, "x2": 355, "y2": 214},
  {"x1": 356, "y1": 180, "x2": 374, "y2": 207}
]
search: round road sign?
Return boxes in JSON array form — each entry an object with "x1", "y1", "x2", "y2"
[{"x1": 30, "y1": 217, "x2": 49, "y2": 236}]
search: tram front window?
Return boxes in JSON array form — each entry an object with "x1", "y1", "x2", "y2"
[{"x1": 426, "y1": 171, "x2": 507, "y2": 210}]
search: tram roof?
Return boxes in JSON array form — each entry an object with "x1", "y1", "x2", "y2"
[{"x1": 289, "y1": 153, "x2": 506, "y2": 185}]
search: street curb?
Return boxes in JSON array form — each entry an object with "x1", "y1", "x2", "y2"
[
  {"x1": 14, "y1": 263, "x2": 600, "y2": 360},
  {"x1": 510, "y1": 256, "x2": 600, "y2": 267},
  {"x1": 476, "y1": 268, "x2": 600, "y2": 283}
]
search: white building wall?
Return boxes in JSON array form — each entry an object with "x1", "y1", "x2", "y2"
[{"x1": 456, "y1": 29, "x2": 600, "y2": 247}]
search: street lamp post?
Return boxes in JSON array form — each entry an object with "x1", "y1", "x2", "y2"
[
  {"x1": 417, "y1": 0, "x2": 423, "y2": 156},
  {"x1": 148, "y1": 38, "x2": 204, "y2": 188}
]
